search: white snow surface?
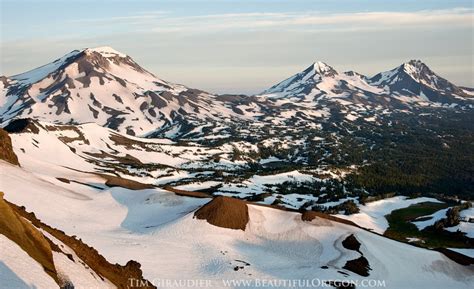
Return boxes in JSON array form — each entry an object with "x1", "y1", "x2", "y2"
[
  {"x1": 445, "y1": 222, "x2": 474, "y2": 238},
  {"x1": 216, "y1": 170, "x2": 316, "y2": 198},
  {"x1": 412, "y1": 208, "x2": 450, "y2": 230},
  {"x1": 1, "y1": 160, "x2": 473, "y2": 288},
  {"x1": 439, "y1": 205, "x2": 474, "y2": 238},
  {"x1": 174, "y1": 181, "x2": 221, "y2": 191},
  {"x1": 10, "y1": 50, "x2": 82, "y2": 84},
  {"x1": 0, "y1": 235, "x2": 59, "y2": 289},
  {"x1": 86, "y1": 46, "x2": 127, "y2": 58},
  {"x1": 448, "y1": 248, "x2": 474, "y2": 258},
  {"x1": 336, "y1": 196, "x2": 443, "y2": 234}
]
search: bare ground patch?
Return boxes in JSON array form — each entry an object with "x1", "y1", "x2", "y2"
[{"x1": 194, "y1": 196, "x2": 249, "y2": 230}]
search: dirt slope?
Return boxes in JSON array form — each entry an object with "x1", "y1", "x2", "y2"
[
  {"x1": 0, "y1": 192, "x2": 58, "y2": 283},
  {"x1": 0, "y1": 128, "x2": 19, "y2": 166},
  {"x1": 194, "y1": 196, "x2": 249, "y2": 230},
  {"x1": 5, "y1": 196, "x2": 156, "y2": 289}
]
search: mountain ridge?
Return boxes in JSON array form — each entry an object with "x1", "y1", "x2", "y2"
[
  {"x1": 1, "y1": 47, "x2": 472, "y2": 139},
  {"x1": 1, "y1": 47, "x2": 244, "y2": 137}
]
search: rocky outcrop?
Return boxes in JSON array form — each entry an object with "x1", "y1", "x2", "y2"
[
  {"x1": 0, "y1": 192, "x2": 58, "y2": 283},
  {"x1": 6, "y1": 198, "x2": 156, "y2": 289},
  {"x1": 163, "y1": 186, "x2": 211, "y2": 198},
  {"x1": 341, "y1": 234, "x2": 372, "y2": 277},
  {"x1": 99, "y1": 173, "x2": 155, "y2": 190},
  {"x1": 0, "y1": 128, "x2": 19, "y2": 166},
  {"x1": 301, "y1": 211, "x2": 359, "y2": 227},
  {"x1": 343, "y1": 256, "x2": 371, "y2": 277},
  {"x1": 3, "y1": 118, "x2": 41, "y2": 134},
  {"x1": 194, "y1": 196, "x2": 249, "y2": 230}
]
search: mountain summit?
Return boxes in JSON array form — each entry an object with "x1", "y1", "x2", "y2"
[
  {"x1": 262, "y1": 61, "x2": 385, "y2": 104},
  {"x1": 1, "y1": 48, "x2": 472, "y2": 138},
  {"x1": 368, "y1": 60, "x2": 471, "y2": 103},
  {"x1": 0, "y1": 47, "x2": 238, "y2": 136},
  {"x1": 85, "y1": 46, "x2": 128, "y2": 58},
  {"x1": 262, "y1": 59, "x2": 472, "y2": 106},
  {"x1": 312, "y1": 61, "x2": 338, "y2": 77},
  {"x1": 262, "y1": 61, "x2": 340, "y2": 97}
]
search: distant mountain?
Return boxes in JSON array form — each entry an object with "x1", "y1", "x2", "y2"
[
  {"x1": 0, "y1": 47, "x2": 241, "y2": 136},
  {"x1": 261, "y1": 59, "x2": 472, "y2": 107},
  {"x1": 368, "y1": 60, "x2": 473, "y2": 103},
  {"x1": 261, "y1": 61, "x2": 391, "y2": 106},
  {"x1": 3, "y1": 47, "x2": 474, "y2": 289},
  {"x1": 1, "y1": 47, "x2": 473, "y2": 139}
]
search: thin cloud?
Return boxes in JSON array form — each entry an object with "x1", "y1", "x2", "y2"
[
  {"x1": 147, "y1": 8, "x2": 473, "y2": 33},
  {"x1": 66, "y1": 8, "x2": 473, "y2": 33},
  {"x1": 69, "y1": 10, "x2": 169, "y2": 24}
]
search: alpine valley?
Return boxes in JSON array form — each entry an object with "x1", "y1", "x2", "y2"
[{"x1": 1, "y1": 47, "x2": 473, "y2": 289}]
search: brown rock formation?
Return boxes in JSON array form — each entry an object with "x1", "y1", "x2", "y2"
[
  {"x1": 194, "y1": 196, "x2": 249, "y2": 230},
  {"x1": 0, "y1": 192, "x2": 57, "y2": 282},
  {"x1": 0, "y1": 128, "x2": 19, "y2": 166}
]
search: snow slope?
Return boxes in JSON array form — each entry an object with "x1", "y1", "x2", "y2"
[
  {"x1": 0, "y1": 235, "x2": 58, "y2": 289},
  {"x1": 446, "y1": 222, "x2": 474, "y2": 238},
  {"x1": 0, "y1": 185, "x2": 118, "y2": 289},
  {"x1": 1, "y1": 161, "x2": 473, "y2": 289},
  {"x1": 0, "y1": 47, "x2": 244, "y2": 137},
  {"x1": 369, "y1": 60, "x2": 472, "y2": 103},
  {"x1": 412, "y1": 208, "x2": 450, "y2": 230},
  {"x1": 336, "y1": 196, "x2": 443, "y2": 234}
]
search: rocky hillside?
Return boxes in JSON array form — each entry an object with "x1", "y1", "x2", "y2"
[
  {"x1": 0, "y1": 128, "x2": 19, "y2": 166},
  {"x1": 0, "y1": 192, "x2": 154, "y2": 289},
  {"x1": 0, "y1": 47, "x2": 243, "y2": 137}
]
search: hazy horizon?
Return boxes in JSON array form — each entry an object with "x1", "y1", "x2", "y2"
[{"x1": 1, "y1": 0, "x2": 473, "y2": 94}]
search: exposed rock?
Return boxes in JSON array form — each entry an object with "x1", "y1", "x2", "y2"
[
  {"x1": 7, "y1": 199, "x2": 156, "y2": 289},
  {"x1": 0, "y1": 192, "x2": 58, "y2": 283},
  {"x1": 301, "y1": 211, "x2": 359, "y2": 227},
  {"x1": 342, "y1": 234, "x2": 361, "y2": 252},
  {"x1": 343, "y1": 256, "x2": 371, "y2": 277},
  {"x1": 3, "y1": 118, "x2": 40, "y2": 134},
  {"x1": 194, "y1": 196, "x2": 249, "y2": 230},
  {"x1": 340, "y1": 234, "x2": 371, "y2": 276},
  {"x1": 435, "y1": 248, "x2": 474, "y2": 266},
  {"x1": 163, "y1": 186, "x2": 211, "y2": 198},
  {"x1": 56, "y1": 177, "x2": 71, "y2": 184},
  {"x1": 99, "y1": 174, "x2": 155, "y2": 190},
  {"x1": 0, "y1": 128, "x2": 19, "y2": 166}
]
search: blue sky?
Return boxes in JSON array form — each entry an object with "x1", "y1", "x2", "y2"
[{"x1": 1, "y1": 0, "x2": 473, "y2": 94}]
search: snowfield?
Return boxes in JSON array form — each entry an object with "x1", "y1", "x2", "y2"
[
  {"x1": 1, "y1": 160, "x2": 473, "y2": 289},
  {"x1": 446, "y1": 222, "x2": 474, "y2": 238},
  {"x1": 1, "y1": 46, "x2": 474, "y2": 289},
  {"x1": 336, "y1": 196, "x2": 443, "y2": 234},
  {"x1": 0, "y1": 235, "x2": 58, "y2": 289},
  {"x1": 412, "y1": 208, "x2": 450, "y2": 230}
]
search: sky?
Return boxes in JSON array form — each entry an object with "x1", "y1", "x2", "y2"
[{"x1": 1, "y1": 0, "x2": 473, "y2": 94}]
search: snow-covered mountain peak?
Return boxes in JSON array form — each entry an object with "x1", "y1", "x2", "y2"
[
  {"x1": 404, "y1": 59, "x2": 425, "y2": 68},
  {"x1": 367, "y1": 60, "x2": 473, "y2": 103},
  {"x1": 261, "y1": 61, "x2": 340, "y2": 96},
  {"x1": 401, "y1": 59, "x2": 433, "y2": 80},
  {"x1": 0, "y1": 46, "x2": 244, "y2": 137},
  {"x1": 370, "y1": 59, "x2": 438, "y2": 87},
  {"x1": 84, "y1": 46, "x2": 127, "y2": 58},
  {"x1": 311, "y1": 61, "x2": 338, "y2": 77},
  {"x1": 2, "y1": 49, "x2": 473, "y2": 140},
  {"x1": 9, "y1": 47, "x2": 146, "y2": 86}
]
